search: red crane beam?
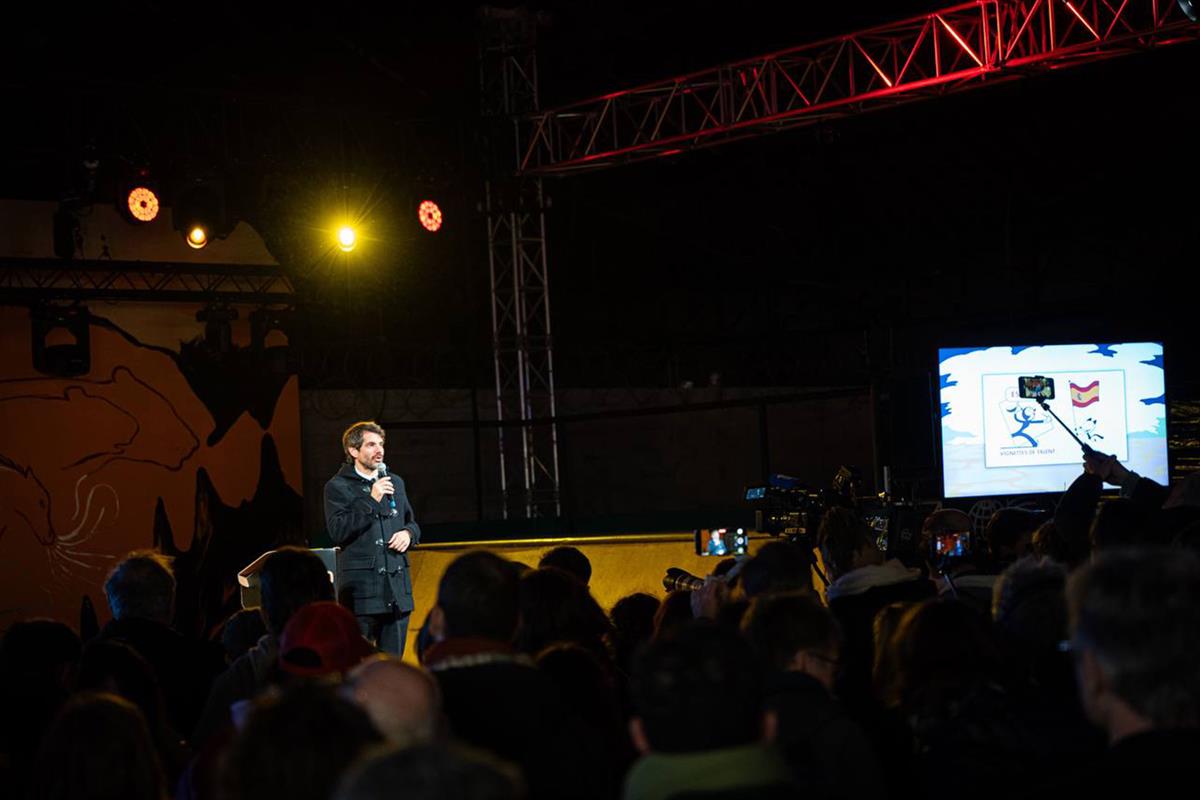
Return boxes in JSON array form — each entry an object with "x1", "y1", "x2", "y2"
[{"x1": 517, "y1": 0, "x2": 1199, "y2": 175}]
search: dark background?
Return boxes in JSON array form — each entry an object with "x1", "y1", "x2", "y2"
[{"x1": 4, "y1": 2, "x2": 1198, "y2": 497}]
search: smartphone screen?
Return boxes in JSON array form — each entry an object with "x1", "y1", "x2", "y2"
[
  {"x1": 695, "y1": 527, "x2": 748, "y2": 556},
  {"x1": 933, "y1": 531, "x2": 969, "y2": 559},
  {"x1": 1018, "y1": 376, "x2": 1055, "y2": 400}
]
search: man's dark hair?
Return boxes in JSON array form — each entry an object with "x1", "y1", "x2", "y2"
[
  {"x1": 740, "y1": 541, "x2": 812, "y2": 598},
  {"x1": 342, "y1": 421, "x2": 385, "y2": 462},
  {"x1": 335, "y1": 744, "x2": 519, "y2": 800},
  {"x1": 742, "y1": 592, "x2": 842, "y2": 672},
  {"x1": 992, "y1": 556, "x2": 1067, "y2": 651},
  {"x1": 817, "y1": 507, "x2": 873, "y2": 577},
  {"x1": 77, "y1": 640, "x2": 168, "y2": 740},
  {"x1": 515, "y1": 568, "x2": 611, "y2": 657},
  {"x1": 984, "y1": 508, "x2": 1043, "y2": 566},
  {"x1": 1068, "y1": 548, "x2": 1200, "y2": 727},
  {"x1": 631, "y1": 623, "x2": 764, "y2": 753},
  {"x1": 104, "y1": 550, "x2": 176, "y2": 623},
  {"x1": 538, "y1": 546, "x2": 591, "y2": 585},
  {"x1": 221, "y1": 685, "x2": 382, "y2": 800},
  {"x1": 437, "y1": 551, "x2": 520, "y2": 641},
  {"x1": 259, "y1": 546, "x2": 335, "y2": 635},
  {"x1": 885, "y1": 598, "x2": 1002, "y2": 711},
  {"x1": 610, "y1": 592, "x2": 660, "y2": 672}
]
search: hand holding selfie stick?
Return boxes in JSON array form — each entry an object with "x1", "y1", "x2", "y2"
[{"x1": 1035, "y1": 398, "x2": 1095, "y2": 456}]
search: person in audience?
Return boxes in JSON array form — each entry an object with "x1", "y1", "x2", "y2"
[
  {"x1": 422, "y1": 550, "x2": 591, "y2": 799},
  {"x1": 32, "y1": 691, "x2": 166, "y2": 800},
  {"x1": 192, "y1": 546, "x2": 334, "y2": 745},
  {"x1": 1030, "y1": 519, "x2": 1081, "y2": 566},
  {"x1": 650, "y1": 590, "x2": 694, "y2": 642},
  {"x1": 216, "y1": 609, "x2": 268, "y2": 664},
  {"x1": 1063, "y1": 548, "x2": 1200, "y2": 787},
  {"x1": 344, "y1": 655, "x2": 442, "y2": 747},
  {"x1": 277, "y1": 600, "x2": 376, "y2": 678},
  {"x1": 98, "y1": 550, "x2": 225, "y2": 737},
  {"x1": 625, "y1": 622, "x2": 795, "y2": 800},
  {"x1": 922, "y1": 509, "x2": 997, "y2": 616},
  {"x1": 218, "y1": 684, "x2": 381, "y2": 800},
  {"x1": 983, "y1": 508, "x2": 1043, "y2": 570},
  {"x1": 538, "y1": 643, "x2": 632, "y2": 798},
  {"x1": 1051, "y1": 467, "x2": 1106, "y2": 566},
  {"x1": 77, "y1": 639, "x2": 190, "y2": 784},
  {"x1": 515, "y1": 567, "x2": 612, "y2": 660},
  {"x1": 743, "y1": 592, "x2": 884, "y2": 799},
  {"x1": 740, "y1": 540, "x2": 814, "y2": 599},
  {"x1": 538, "y1": 545, "x2": 592, "y2": 586},
  {"x1": 991, "y1": 557, "x2": 1103, "y2": 784},
  {"x1": 818, "y1": 506, "x2": 934, "y2": 710},
  {"x1": 608, "y1": 592, "x2": 659, "y2": 677},
  {"x1": 333, "y1": 744, "x2": 520, "y2": 800},
  {"x1": 884, "y1": 598, "x2": 1033, "y2": 798},
  {"x1": 870, "y1": 601, "x2": 912, "y2": 703}
]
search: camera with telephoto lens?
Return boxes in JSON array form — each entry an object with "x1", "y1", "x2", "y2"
[{"x1": 662, "y1": 567, "x2": 707, "y2": 592}]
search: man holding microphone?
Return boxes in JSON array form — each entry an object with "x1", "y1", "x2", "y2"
[{"x1": 324, "y1": 421, "x2": 420, "y2": 655}]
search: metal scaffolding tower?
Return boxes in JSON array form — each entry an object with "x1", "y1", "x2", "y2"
[{"x1": 480, "y1": 7, "x2": 562, "y2": 518}]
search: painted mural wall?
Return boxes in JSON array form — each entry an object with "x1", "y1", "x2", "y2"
[{"x1": 0, "y1": 303, "x2": 303, "y2": 637}]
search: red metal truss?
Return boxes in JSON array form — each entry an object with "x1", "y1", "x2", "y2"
[{"x1": 517, "y1": 0, "x2": 1199, "y2": 175}]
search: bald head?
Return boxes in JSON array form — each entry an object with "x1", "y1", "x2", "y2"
[{"x1": 346, "y1": 657, "x2": 441, "y2": 746}]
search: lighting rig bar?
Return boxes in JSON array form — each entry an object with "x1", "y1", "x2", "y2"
[
  {"x1": 0, "y1": 257, "x2": 294, "y2": 304},
  {"x1": 517, "y1": 0, "x2": 1199, "y2": 174}
]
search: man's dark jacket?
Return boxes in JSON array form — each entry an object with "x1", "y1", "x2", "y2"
[{"x1": 323, "y1": 463, "x2": 420, "y2": 615}]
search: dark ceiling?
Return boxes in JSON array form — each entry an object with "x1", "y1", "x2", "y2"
[{"x1": 3, "y1": 2, "x2": 1198, "y2": 389}]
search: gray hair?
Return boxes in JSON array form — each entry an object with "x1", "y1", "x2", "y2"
[{"x1": 1068, "y1": 548, "x2": 1200, "y2": 727}]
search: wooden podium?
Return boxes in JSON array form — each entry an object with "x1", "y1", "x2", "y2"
[{"x1": 236, "y1": 547, "x2": 340, "y2": 608}]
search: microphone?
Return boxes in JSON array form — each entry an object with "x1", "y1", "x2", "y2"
[{"x1": 377, "y1": 463, "x2": 397, "y2": 511}]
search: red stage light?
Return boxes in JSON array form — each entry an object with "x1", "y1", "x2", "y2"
[
  {"x1": 418, "y1": 200, "x2": 443, "y2": 233},
  {"x1": 126, "y1": 186, "x2": 160, "y2": 222}
]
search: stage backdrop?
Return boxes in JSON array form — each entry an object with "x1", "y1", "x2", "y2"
[{"x1": 0, "y1": 303, "x2": 303, "y2": 638}]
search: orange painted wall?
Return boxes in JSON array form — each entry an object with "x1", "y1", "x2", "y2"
[{"x1": 0, "y1": 304, "x2": 302, "y2": 631}]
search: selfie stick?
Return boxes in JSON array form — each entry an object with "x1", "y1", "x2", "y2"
[{"x1": 1035, "y1": 398, "x2": 1095, "y2": 456}]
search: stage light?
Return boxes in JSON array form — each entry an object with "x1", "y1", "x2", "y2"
[
  {"x1": 126, "y1": 186, "x2": 160, "y2": 222},
  {"x1": 173, "y1": 177, "x2": 228, "y2": 251},
  {"x1": 337, "y1": 226, "x2": 357, "y2": 252},
  {"x1": 418, "y1": 200, "x2": 443, "y2": 233}
]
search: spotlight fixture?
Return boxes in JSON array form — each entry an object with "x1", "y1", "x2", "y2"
[
  {"x1": 1180, "y1": 1, "x2": 1198, "y2": 23},
  {"x1": 337, "y1": 226, "x2": 357, "y2": 252},
  {"x1": 126, "y1": 185, "x2": 160, "y2": 222},
  {"x1": 32, "y1": 305, "x2": 91, "y2": 376},
  {"x1": 418, "y1": 200, "x2": 443, "y2": 233},
  {"x1": 173, "y1": 177, "x2": 228, "y2": 251}
]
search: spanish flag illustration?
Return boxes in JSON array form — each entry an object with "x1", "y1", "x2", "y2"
[{"x1": 1070, "y1": 380, "x2": 1100, "y2": 408}]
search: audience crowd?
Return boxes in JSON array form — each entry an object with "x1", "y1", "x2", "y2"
[{"x1": 3, "y1": 451, "x2": 1199, "y2": 799}]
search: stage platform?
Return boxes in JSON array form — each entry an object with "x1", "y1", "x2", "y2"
[{"x1": 401, "y1": 531, "x2": 778, "y2": 663}]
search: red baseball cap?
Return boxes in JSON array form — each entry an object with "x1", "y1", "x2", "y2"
[{"x1": 279, "y1": 601, "x2": 376, "y2": 677}]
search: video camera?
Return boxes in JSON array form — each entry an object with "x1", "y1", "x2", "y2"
[{"x1": 744, "y1": 466, "x2": 863, "y2": 541}]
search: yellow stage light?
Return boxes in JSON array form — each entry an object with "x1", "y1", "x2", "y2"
[
  {"x1": 187, "y1": 226, "x2": 209, "y2": 249},
  {"x1": 337, "y1": 226, "x2": 357, "y2": 252}
]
